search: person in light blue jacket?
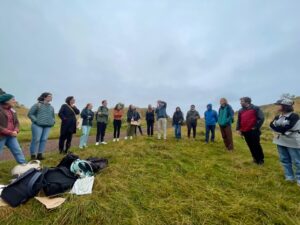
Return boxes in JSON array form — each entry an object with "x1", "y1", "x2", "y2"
[{"x1": 204, "y1": 104, "x2": 218, "y2": 143}]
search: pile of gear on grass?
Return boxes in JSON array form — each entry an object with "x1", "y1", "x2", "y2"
[{"x1": 0, "y1": 153, "x2": 108, "y2": 209}]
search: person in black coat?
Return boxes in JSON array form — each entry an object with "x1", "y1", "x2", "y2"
[
  {"x1": 172, "y1": 107, "x2": 184, "y2": 139},
  {"x1": 58, "y1": 96, "x2": 80, "y2": 153},
  {"x1": 146, "y1": 104, "x2": 155, "y2": 136}
]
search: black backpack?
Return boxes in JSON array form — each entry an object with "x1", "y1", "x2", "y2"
[
  {"x1": 86, "y1": 157, "x2": 108, "y2": 173},
  {"x1": 57, "y1": 153, "x2": 79, "y2": 169},
  {"x1": 1, "y1": 168, "x2": 43, "y2": 207},
  {"x1": 42, "y1": 167, "x2": 77, "y2": 196}
]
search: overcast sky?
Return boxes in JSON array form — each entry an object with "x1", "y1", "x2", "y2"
[{"x1": 0, "y1": 0, "x2": 299, "y2": 114}]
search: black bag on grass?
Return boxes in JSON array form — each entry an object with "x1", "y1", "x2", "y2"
[
  {"x1": 42, "y1": 167, "x2": 77, "y2": 196},
  {"x1": 57, "y1": 153, "x2": 79, "y2": 169},
  {"x1": 1, "y1": 168, "x2": 43, "y2": 207},
  {"x1": 86, "y1": 157, "x2": 108, "y2": 173}
]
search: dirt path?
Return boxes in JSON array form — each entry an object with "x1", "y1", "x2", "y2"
[{"x1": 0, "y1": 130, "x2": 146, "y2": 161}]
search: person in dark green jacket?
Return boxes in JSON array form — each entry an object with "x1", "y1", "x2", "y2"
[
  {"x1": 79, "y1": 103, "x2": 94, "y2": 149},
  {"x1": 218, "y1": 98, "x2": 234, "y2": 151},
  {"x1": 96, "y1": 100, "x2": 109, "y2": 145},
  {"x1": 28, "y1": 92, "x2": 55, "y2": 160}
]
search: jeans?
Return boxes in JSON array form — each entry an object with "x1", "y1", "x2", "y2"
[
  {"x1": 0, "y1": 136, "x2": 26, "y2": 164},
  {"x1": 147, "y1": 120, "x2": 154, "y2": 136},
  {"x1": 205, "y1": 125, "x2": 216, "y2": 142},
  {"x1": 113, "y1": 120, "x2": 122, "y2": 138},
  {"x1": 187, "y1": 122, "x2": 197, "y2": 138},
  {"x1": 157, "y1": 118, "x2": 167, "y2": 139},
  {"x1": 277, "y1": 145, "x2": 300, "y2": 182},
  {"x1": 30, "y1": 123, "x2": 51, "y2": 155},
  {"x1": 242, "y1": 129, "x2": 264, "y2": 164},
  {"x1": 79, "y1": 125, "x2": 92, "y2": 147},
  {"x1": 96, "y1": 122, "x2": 107, "y2": 142},
  {"x1": 174, "y1": 124, "x2": 182, "y2": 139}
]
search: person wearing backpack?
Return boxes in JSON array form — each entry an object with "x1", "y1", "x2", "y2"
[
  {"x1": 172, "y1": 107, "x2": 184, "y2": 139},
  {"x1": 0, "y1": 93, "x2": 26, "y2": 164},
  {"x1": 58, "y1": 96, "x2": 80, "y2": 154},
  {"x1": 218, "y1": 98, "x2": 234, "y2": 151},
  {"x1": 113, "y1": 103, "x2": 124, "y2": 142},
  {"x1": 155, "y1": 100, "x2": 168, "y2": 140},
  {"x1": 186, "y1": 105, "x2": 200, "y2": 139},
  {"x1": 270, "y1": 99, "x2": 300, "y2": 185},
  {"x1": 28, "y1": 92, "x2": 55, "y2": 160},
  {"x1": 204, "y1": 104, "x2": 218, "y2": 143},
  {"x1": 79, "y1": 103, "x2": 94, "y2": 149},
  {"x1": 146, "y1": 105, "x2": 155, "y2": 137},
  {"x1": 95, "y1": 100, "x2": 109, "y2": 145},
  {"x1": 237, "y1": 97, "x2": 265, "y2": 165}
]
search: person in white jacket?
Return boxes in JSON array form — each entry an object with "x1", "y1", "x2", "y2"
[{"x1": 270, "y1": 98, "x2": 300, "y2": 186}]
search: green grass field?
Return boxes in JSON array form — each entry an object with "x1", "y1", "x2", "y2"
[{"x1": 1, "y1": 126, "x2": 300, "y2": 225}]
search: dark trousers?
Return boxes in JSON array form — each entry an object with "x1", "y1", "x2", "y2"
[
  {"x1": 147, "y1": 120, "x2": 154, "y2": 136},
  {"x1": 187, "y1": 122, "x2": 197, "y2": 138},
  {"x1": 96, "y1": 122, "x2": 107, "y2": 142},
  {"x1": 59, "y1": 131, "x2": 73, "y2": 153},
  {"x1": 113, "y1": 120, "x2": 122, "y2": 138},
  {"x1": 135, "y1": 126, "x2": 143, "y2": 136},
  {"x1": 242, "y1": 129, "x2": 264, "y2": 164},
  {"x1": 220, "y1": 125, "x2": 234, "y2": 150},
  {"x1": 205, "y1": 125, "x2": 216, "y2": 142}
]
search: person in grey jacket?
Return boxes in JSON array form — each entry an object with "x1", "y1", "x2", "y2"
[
  {"x1": 186, "y1": 105, "x2": 200, "y2": 139},
  {"x1": 95, "y1": 100, "x2": 109, "y2": 145},
  {"x1": 270, "y1": 98, "x2": 300, "y2": 186},
  {"x1": 28, "y1": 92, "x2": 55, "y2": 160}
]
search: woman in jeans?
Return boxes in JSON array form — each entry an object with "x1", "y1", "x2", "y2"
[
  {"x1": 113, "y1": 103, "x2": 124, "y2": 142},
  {"x1": 172, "y1": 107, "x2": 184, "y2": 139},
  {"x1": 79, "y1": 103, "x2": 94, "y2": 149},
  {"x1": 270, "y1": 98, "x2": 300, "y2": 186},
  {"x1": 28, "y1": 92, "x2": 55, "y2": 160}
]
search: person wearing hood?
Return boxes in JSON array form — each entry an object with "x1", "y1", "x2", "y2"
[
  {"x1": 270, "y1": 98, "x2": 300, "y2": 186},
  {"x1": 0, "y1": 93, "x2": 26, "y2": 164},
  {"x1": 186, "y1": 105, "x2": 200, "y2": 139},
  {"x1": 204, "y1": 104, "x2": 218, "y2": 143},
  {"x1": 28, "y1": 92, "x2": 55, "y2": 160},
  {"x1": 172, "y1": 107, "x2": 184, "y2": 139},
  {"x1": 237, "y1": 97, "x2": 265, "y2": 165}
]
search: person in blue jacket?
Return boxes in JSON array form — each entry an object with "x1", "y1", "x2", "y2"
[{"x1": 204, "y1": 104, "x2": 218, "y2": 143}]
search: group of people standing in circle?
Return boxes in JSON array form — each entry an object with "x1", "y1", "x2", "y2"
[{"x1": 0, "y1": 91, "x2": 299, "y2": 187}]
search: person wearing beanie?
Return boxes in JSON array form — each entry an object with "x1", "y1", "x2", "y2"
[
  {"x1": 237, "y1": 97, "x2": 265, "y2": 165},
  {"x1": 0, "y1": 94, "x2": 27, "y2": 164},
  {"x1": 270, "y1": 98, "x2": 300, "y2": 186},
  {"x1": 204, "y1": 104, "x2": 218, "y2": 143},
  {"x1": 28, "y1": 92, "x2": 55, "y2": 160}
]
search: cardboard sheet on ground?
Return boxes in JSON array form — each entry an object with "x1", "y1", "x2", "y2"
[{"x1": 35, "y1": 197, "x2": 66, "y2": 209}]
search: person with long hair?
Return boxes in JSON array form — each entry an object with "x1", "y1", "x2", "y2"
[
  {"x1": 125, "y1": 105, "x2": 140, "y2": 140},
  {"x1": 172, "y1": 107, "x2": 184, "y2": 139},
  {"x1": 218, "y1": 98, "x2": 234, "y2": 151},
  {"x1": 28, "y1": 92, "x2": 55, "y2": 160},
  {"x1": 0, "y1": 93, "x2": 26, "y2": 164},
  {"x1": 58, "y1": 96, "x2": 80, "y2": 154},
  {"x1": 79, "y1": 103, "x2": 94, "y2": 149},
  {"x1": 146, "y1": 105, "x2": 155, "y2": 137},
  {"x1": 270, "y1": 98, "x2": 300, "y2": 186},
  {"x1": 113, "y1": 103, "x2": 124, "y2": 142}
]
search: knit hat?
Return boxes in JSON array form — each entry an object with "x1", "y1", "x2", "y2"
[
  {"x1": 0, "y1": 94, "x2": 14, "y2": 104},
  {"x1": 275, "y1": 98, "x2": 294, "y2": 106}
]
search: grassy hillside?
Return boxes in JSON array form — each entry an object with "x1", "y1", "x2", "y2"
[{"x1": 1, "y1": 126, "x2": 300, "y2": 225}]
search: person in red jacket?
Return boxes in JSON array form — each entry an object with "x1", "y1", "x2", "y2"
[{"x1": 237, "y1": 97, "x2": 265, "y2": 165}]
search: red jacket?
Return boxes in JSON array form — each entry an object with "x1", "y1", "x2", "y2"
[{"x1": 237, "y1": 104, "x2": 264, "y2": 132}]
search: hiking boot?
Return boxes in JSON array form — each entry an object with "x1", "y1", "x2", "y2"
[
  {"x1": 31, "y1": 155, "x2": 36, "y2": 160},
  {"x1": 37, "y1": 153, "x2": 45, "y2": 160}
]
